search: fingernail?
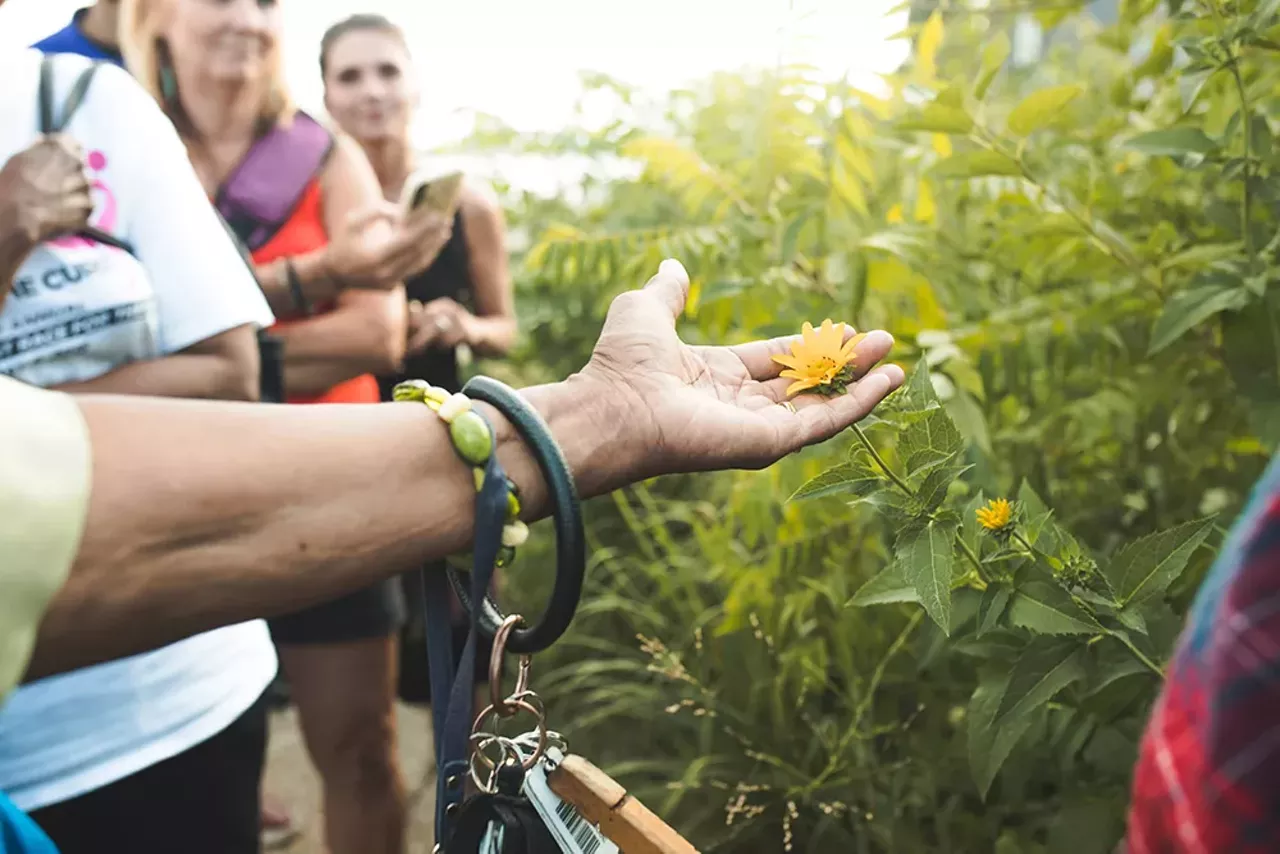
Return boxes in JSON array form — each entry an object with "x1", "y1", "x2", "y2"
[{"x1": 658, "y1": 258, "x2": 689, "y2": 285}]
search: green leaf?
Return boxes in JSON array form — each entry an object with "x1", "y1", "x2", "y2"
[
  {"x1": 933, "y1": 150, "x2": 1021, "y2": 179},
  {"x1": 1116, "y1": 606, "x2": 1148, "y2": 637},
  {"x1": 1148, "y1": 284, "x2": 1250, "y2": 355},
  {"x1": 897, "y1": 358, "x2": 941, "y2": 411},
  {"x1": 946, "y1": 388, "x2": 992, "y2": 455},
  {"x1": 1104, "y1": 518, "x2": 1216, "y2": 607},
  {"x1": 915, "y1": 462, "x2": 974, "y2": 513},
  {"x1": 898, "y1": 103, "x2": 974, "y2": 135},
  {"x1": 1017, "y1": 480, "x2": 1053, "y2": 546},
  {"x1": 968, "y1": 672, "x2": 1036, "y2": 799},
  {"x1": 1179, "y1": 69, "x2": 1214, "y2": 113},
  {"x1": 1125, "y1": 128, "x2": 1217, "y2": 157},
  {"x1": 977, "y1": 585, "x2": 1012, "y2": 636},
  {"x1": 1008, "y1": 582, "x2": 1102, "y2": 635},
  {"x1": 899, "y1": 409, "x2": 964, "y2": 475},
  {"x1": 790, "y1": 459, "x2": 882, "y2": 502},
  {"x1": 1007, "y1": 85, "x2": 1084, "y2": 136},
  {"x1": 1158, "y1": 242, "x2": 1242, "y2": 271},
  {"x1": 900, "y1": 519, "x2": 957, "y2": 634},
  {"x1": 847, "y1": 563, "x2": 919, "y2": 607},
  {"x1": 973, "y1": 32, "x2": 1011, "y2": 100},
  {"x1": 995, "y1": 638, "x2": 1086, "y2": 724},
  {"x1": 961, "y1": 490, "x2": 988, "y2": 556}
]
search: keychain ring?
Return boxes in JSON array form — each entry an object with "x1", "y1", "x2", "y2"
[
  {"x1": 470, "y1": 698, "x2": 547, "y2": 771},
  {"x1": 467, "y1": 734, "x2": 523, "y2": 793},
  {"x1": 489, "y1": 615, "x2": 532, "y2": 718}
]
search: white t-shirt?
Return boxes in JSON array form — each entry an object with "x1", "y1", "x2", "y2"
[{"x1": 0, "y1": 51, "x2": 278, "y2": 810}]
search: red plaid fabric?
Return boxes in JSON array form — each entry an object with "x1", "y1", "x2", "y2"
[{"x1": 1125, "y1": 454, "x2": 1280, "y2": 853}]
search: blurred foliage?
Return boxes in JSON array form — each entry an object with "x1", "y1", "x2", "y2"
[{"x1": 466, "y1": 0, "x2": 1280, "y2": 850}]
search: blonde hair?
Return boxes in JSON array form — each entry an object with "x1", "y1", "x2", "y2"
[{"x1": 119, "y1": 0, "x2": 296, "y2": 137}]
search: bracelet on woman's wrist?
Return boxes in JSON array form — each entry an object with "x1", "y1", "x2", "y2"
[
  {"x1": 283, "y1": 258, "x2": 312, "y2": 317},
  {"x1": 393, "y1": 379, "x2": 526, "y2": 567}
]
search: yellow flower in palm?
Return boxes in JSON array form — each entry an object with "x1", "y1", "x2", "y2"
[
  {"x1": 976, "y1": 498, "x2": 1014, "y2": 532},
  {"x1": 772, "y1": 319, "x2": 866, "y2": 398}
]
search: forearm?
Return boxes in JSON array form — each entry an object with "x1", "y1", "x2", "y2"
[
  {"x1": 53, "y1": 353, "x2": 259, "y2": 401},
  {"x1": 279, "y1": 311, "x2": 405, "y2": 396},
  {"x1": 256, "y1": 250, "x2": 339, "y2": 317},
  {"x1": 28, "y1": 374, "x2": 626, "y2": 677},
  {"x1": 0, "y1": 225, "x2": 36, "y2": 312}
]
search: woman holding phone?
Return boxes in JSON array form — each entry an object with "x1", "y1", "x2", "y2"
[
  {"x1": 120, "y1": 2, "x2": 454, "y2": 852},
  {"x1": 319, "y1": 13, "x2": 517, "y2": 721}
]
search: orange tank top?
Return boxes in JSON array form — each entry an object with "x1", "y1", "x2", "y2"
[{"x1": 252, "y1": 180, "x2": 379, "y2": 405}]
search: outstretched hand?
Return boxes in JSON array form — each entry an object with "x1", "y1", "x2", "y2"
[{"x1": 579, "y1": 259, "x2": 904, "y2": 479}]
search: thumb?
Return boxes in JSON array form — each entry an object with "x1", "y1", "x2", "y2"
[{"x1": 642, "y1": 258, "x2": 690, "y2": 322}]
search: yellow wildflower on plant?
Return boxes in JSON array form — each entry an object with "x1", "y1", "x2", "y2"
[
  {"x1": 976, "y1": 498, "x2": 1014, "y2": 532},
  {"x1": 771, "y1": 319, "x2": 866, "y2": 398}
]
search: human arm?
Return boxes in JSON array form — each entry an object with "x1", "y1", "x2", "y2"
[
  {"x1": 279, "y1": 289, "x2": 407, "y2": 396},
  {"x1": 253, "y1": 135, "x2": 453, "y2": 316},
  {"x1": 407, "y1": 183, "x2": 516, "y2": 358},
  {"x1": 25, "y1": 260, "x2": 904, "y2": 678},
  {"x1": 269, "y1": 136, "x2": 408, "y2": 396},
  {"x1": 51, "y1": 324, "x2": 261, "y2": 401},
  {"x1": 0, "y1": 136, "x2": 94, "y2": 311}
]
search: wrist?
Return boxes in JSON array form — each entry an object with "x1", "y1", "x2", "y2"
[
  {"x1": 482, "y1": 373, "x2": 640, "y2": 516},
  {"x1": 296, "y1": 250, "x2": 341, "y2": 302}
]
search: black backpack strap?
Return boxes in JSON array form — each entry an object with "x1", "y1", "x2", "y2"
[
  {"x1": 39, "y1": 56, "x2": 102, "y2": 135},
  {"x1": 38, "y1": 54, "x2": 57, "y2": 135}
]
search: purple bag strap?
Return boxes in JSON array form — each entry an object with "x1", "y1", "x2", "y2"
[{"x1": 214, "y1": 111, "x2": 334, "y2": 252}]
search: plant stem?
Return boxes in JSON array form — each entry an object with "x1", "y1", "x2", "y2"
[
  {"x1": 1113, "y1": 631, "x2": 1166, "y2": 678},
  {"x1": 956, "y1": 538, "x2": 987, "y2": 580},
  {"x1": 853, "y1": 424, "x2": 989, "y2": 582},
  {"x1": 1209, "y1": 0, "x2": 1255, "y2": 266},
  {"x1": 852, "y1": 424, "x2": 913, "y2": 497},
  {"x1": 1012, "y1": 531, "x2": 1036, "y2": 554}
]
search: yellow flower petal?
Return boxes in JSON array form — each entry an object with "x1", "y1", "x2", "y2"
[
  {"x1": 801, "y1": 321, "x2": 819, "y2": 348},
  {"x1": 771, "y1": 353, "x2": 805, "y2": 370},
  {"x1": 787, "y1": 378, "x2": 820, "y2": 396},
  {"x1": 839, "y1": 332, "x2": 868, "y2": 362},
  {"x1": 779, "y1": 368, "x2": 806, "y2": 379}
]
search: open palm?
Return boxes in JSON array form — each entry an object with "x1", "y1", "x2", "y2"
[{"x1": 581, "y1": 260, "x2": 904, "y2": 479}]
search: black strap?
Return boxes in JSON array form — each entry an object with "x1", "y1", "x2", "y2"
[
  {"x1": 431, "y1": 444, "x2": 511, "y2": 843},
  {"x1": 39, "y1": 55, "x2": 102, "y2": 135},
  {"x1": 36, "y1": 56, "x2": 137, "y2": 256},
  {"x1": 456, "y1": 377, "x2": 586, "y2": 655}
]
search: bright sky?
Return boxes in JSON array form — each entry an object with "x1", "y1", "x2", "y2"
[{"x1": 0, "y1": 0, "x2": 906, "y2": 195}]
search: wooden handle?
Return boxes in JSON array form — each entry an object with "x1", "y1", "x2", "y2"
[{"x1": 547, "y1": 754, "x2": 700, "y2": 854}]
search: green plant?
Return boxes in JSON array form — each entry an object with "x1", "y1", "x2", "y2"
[{"x1": 471, "y1": 0, "x2": 1280, "y2": 850}]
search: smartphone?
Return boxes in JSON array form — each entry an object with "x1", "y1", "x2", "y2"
[{"x1": 404, "y1": 170, "x2": 465, "y2": 218}]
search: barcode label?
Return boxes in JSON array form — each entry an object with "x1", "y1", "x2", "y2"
[
  {"x1": 555, "y1": 796, "x2": 602, "y2": 854},
  {"x1": 523, "y1": 748, "x2": 619, "y2": 854}
]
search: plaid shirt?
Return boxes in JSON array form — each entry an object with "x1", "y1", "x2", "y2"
[{"x1": 1125, "y1": 452, "x2": 1280, "y2": 853}]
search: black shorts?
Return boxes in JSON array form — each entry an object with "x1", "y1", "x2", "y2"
[
  {"x1": 30, "y1": 691, "x2": 268, "y2": 854},
  {"x1": 397, "y1": 565, "x2": 494, "y2": 705},
  {"x1": 268, "y1": 577, "x2": 407, "y2": 646}
]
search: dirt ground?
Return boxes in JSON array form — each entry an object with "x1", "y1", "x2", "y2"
[{"x1": 262, "y1": 703, "x2": 438, "y2": 853}]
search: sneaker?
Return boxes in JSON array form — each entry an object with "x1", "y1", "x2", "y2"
[{"x1": 261, "y1": 794, "x2": 301, "y2": 851}]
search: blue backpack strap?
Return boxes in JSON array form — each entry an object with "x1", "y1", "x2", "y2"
[
  {"x1": 0, "y1": 792, "x2": 60, "y2": 853},
  {"x1": 214, "y1": 111, "x2": 334, "y2": 252}
]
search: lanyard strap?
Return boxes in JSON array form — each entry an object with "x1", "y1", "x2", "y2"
[{"x1": 429, "y1": 446, "x2": 511, "y2": 844}]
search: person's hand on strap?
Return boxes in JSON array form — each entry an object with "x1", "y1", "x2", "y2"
[
  {"x1": 567, "y1": 258, "x2": 904, "y2": 485},
  {"x1": 0, "y1": 136, "x2": 93, "y2": 244}
]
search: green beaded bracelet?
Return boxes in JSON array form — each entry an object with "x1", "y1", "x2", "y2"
[{"x1": 393, "y1": 379, "x2": 526, "y2": 566}]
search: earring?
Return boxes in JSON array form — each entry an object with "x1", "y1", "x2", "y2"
[{"x1": 160, "y1": 64, "x2": 178, "y2": 103}]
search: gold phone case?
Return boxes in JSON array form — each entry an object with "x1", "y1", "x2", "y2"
[{"x1": 405, "y1": 170, "x2": 465, "y2": 217}]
